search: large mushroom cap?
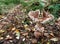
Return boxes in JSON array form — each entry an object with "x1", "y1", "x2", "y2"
[{"x1": 28, "y1": 10, "x2": 54, "y2": 23}]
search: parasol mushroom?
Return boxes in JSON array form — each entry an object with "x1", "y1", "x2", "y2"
[{"x1": 28, "y1": 10, "x2": 54, "y2": 23}]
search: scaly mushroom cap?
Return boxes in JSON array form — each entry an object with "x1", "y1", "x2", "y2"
[
  {"x1": 40, "y1": 11, "x2": 54, "y2": 23},
  {"x1": 28, "y1": 10, "x2": 40, "y2": 22},
  {"x1": 28, "y1": 10, "x2": 54, "y2": 23}
]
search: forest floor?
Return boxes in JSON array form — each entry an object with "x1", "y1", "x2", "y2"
[{"x1": 0, "y1": 2, "x2": 60, "y2": 44}]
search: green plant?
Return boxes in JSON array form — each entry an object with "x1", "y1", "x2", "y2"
[
  {"x1": 20, "y1": 0, "x2": 45, "y2": 11},
  {"x1": 48, "y1": 4, "x2": 60, "y2": 18},
  {"x1": 0, "y1": 0, "x2": 60, "y2": 18}
]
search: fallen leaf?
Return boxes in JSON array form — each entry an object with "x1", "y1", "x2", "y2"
[
  {"x1": 50, "y1": 38, "x2": 59, "y2": 41},
  {"x1": 0, "y1": 37, "x2": 4, "y2": 40},
  {"x1": 22, "y1": 38, "x2": 25, "y2": 41},
  {"x1": 6, "y1": 35, "x2": 12, "y2": 40},
  {"x1": 15, "y1": 30, "x2": 20, "y2": 39},
  {"x1": 0, "y1": 30, "x2": 5, "y2": 33},
  {"x1": 12, "y1": 27, "x2": 16, "y2": 31},
  {"x1": 31, "y1": 39, "x2": 37, "y2": 44},
  {"x1": 22, "y1": 32, "x2": 28, "y2": 36}
]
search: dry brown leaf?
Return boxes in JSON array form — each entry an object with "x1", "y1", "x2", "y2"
[
  {"x1": 50, "y1": 38, "x2": 59, "y2": 41},
  {"x1": 0, "y1": 30, "x2": 5, "y2": 33},
  {"x1": 22, "y1": 32, "x2": 28, "y2": 36}
]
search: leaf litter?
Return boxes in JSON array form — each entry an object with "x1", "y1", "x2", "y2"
[{"x1": 0, "y1": 4, "x2": 60, "y2": 44}]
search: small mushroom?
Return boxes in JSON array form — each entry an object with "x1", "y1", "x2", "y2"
[
  {"x1": 31, "y1": 39, "x2": 37, "y2": 44},
  {"x1": 34, "y1": 31, "x2": 42, "y2": 38},
  {"x1": 35, "y1": 23, "x2": 44, "y2": 32}
]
